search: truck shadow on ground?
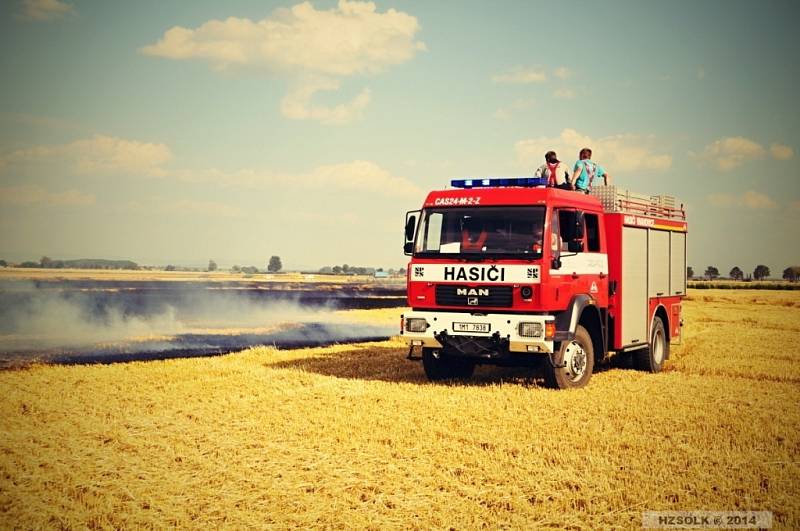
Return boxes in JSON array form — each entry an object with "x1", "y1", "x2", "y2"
[
  {"x1": 265, "y1": 349, "x2": 543, "y2": 386},
  {"x1": 263, "y1": 344, "x2": 633, "y2": 386},
  {"x1": 265, "y1": 345, "x2": 429, "y2": 384}
]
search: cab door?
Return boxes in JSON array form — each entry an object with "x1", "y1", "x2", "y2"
[{"x1": 550, "y1": 208, "x2": 608, "y2": 306}]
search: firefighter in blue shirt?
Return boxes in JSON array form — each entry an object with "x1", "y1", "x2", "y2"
[{"x1": 572, "y1": 148, "x2": 610, "y2": 193}]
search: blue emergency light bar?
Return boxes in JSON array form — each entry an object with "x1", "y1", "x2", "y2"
[{"x1": 450, "y1": 177, "x2": 547, "y2": 189}]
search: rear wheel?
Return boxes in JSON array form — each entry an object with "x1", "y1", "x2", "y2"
[
  {"x1": 422, "y1": 348, "x2": 475, "y2": 381},
  {"x1": 543, "y1": 325, "x2": 594, "y2": 389},
  {"x1": 634, "y1": 316, "x2": 668, "y2": 372}
]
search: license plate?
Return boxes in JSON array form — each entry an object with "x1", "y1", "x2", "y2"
[{"x1": 453, "y1": 322, "x2": 491, "y2": 333}]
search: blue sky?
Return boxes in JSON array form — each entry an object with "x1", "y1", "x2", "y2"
[{"x1": 0, "y1": 0, "x2": 798, "y2": 274}]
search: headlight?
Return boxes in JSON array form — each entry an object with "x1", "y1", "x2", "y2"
[
  {"x1": 518, "y1": 322, "x2": 543, "y2": 338},
  {"x1": 405, "y1": 318, "x2": 429, "y2": 333}
]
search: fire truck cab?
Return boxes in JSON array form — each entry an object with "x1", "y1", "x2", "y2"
[{"x1": 401, "y1": 178, "x2": 687, "y2": 389}]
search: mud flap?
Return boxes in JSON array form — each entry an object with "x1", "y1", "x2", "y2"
[
  {"x1": 407, "y1": 345, "x2": 423, "y2": 361},
  {"x1": 553, "y1": 294, "x2": 606, "y2": 359}
]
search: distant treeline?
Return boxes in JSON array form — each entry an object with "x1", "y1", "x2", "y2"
[
  {"x1": 689, "y1": 281, "x2": 800, "y2": 291},
  {"x1": 15, "y1": 257, "x2": 139, "y2": 270},
  {"x1": 317, "y1": 265, "x2": 404, "y2": 276}
]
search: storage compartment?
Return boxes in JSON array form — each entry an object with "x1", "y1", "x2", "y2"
[
  {"x1": 670, "y1": 232, "x2": 686, "y2": 295},
  {"x1": 622, "y1": 227, "x2": 647, "y2": 345},
  {"x1": 648, "y1": 230, "x2": 670, "y2": 298}
]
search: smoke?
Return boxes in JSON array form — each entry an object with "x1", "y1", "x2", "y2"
[
  {"x1": 1, "y1": 287, "x2": 181, "y2": 350},
  {"x1": 0, "y1": 281, "x2": 399, "y2": 365}
]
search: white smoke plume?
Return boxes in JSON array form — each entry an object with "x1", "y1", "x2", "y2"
[{"x1": 0, "y1": 281, "x2": 398, "y2": 365}]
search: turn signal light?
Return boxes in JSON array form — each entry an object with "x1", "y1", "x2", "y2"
[{"x1": 545, "y1": 322, "x2": 556, "y2": 339}]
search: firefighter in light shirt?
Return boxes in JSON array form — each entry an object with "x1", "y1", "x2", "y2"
[{"x1": 535, "y1": 151, "x2": 572, "y2": 190}]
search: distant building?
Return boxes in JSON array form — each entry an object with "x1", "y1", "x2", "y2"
[{"x1": 374, "y1": 271, "x2": 389, "y2": 278}]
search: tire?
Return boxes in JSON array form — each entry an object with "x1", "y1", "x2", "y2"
[
  {"x1": 634, "y1": 316, "x2": 668, "y2": 372},
  {"x1": 422, "y1": 348, "x2": 475, "y2": 381},
  {"x1": 543, "y1": 324, "x2": 594, "y2": 389}
]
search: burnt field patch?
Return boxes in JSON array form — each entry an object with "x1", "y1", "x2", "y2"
[
  {"x1": 0, "y1": 280, "x2": 405, "y2": 367},
  {"x1": 0, "y1": 279, "x2": 406, "y2": 316}
]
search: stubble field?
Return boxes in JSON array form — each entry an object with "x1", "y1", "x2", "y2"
[{"x1": 1, "y1": 289, "x2": 799, "y2": 528}]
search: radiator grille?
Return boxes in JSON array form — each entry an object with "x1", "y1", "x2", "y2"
[{"x1": 435, "y1": 285, "x2": 513, "y2": 308}]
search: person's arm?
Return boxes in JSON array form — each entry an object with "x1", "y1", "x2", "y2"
[
  {"x1": 598, "y1": 165, "x2": 609, "y2": 186},
  {"x1": 571, "y1": 161, "x2": 582, "y2": 189}
]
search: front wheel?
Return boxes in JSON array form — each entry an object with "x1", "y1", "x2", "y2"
[
  {"x1": 543, "y1": 325, "x2": 594, "y2": 389},
  {"x1": 634, "y1": 316, "x2": 668, "y2": 372},
  {"x1": 422, "y1": 348, "x2": 475, "y2": 381}
]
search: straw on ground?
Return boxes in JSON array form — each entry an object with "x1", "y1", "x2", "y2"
[{"x1": 1, "y1": 290, "x2": 798, "y2": 528}]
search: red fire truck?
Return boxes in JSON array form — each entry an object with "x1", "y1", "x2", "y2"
[{"x1": 401, "y1": 178, "x2": 687, "y2": 389}]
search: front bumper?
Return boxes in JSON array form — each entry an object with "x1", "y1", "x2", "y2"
[{"x1": 401, "y1": 310, "x2": 555, "y2": 355}]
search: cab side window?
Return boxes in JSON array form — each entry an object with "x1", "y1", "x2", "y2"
[
  {"x1": 558, "y1": 210, "x2": 576, "y2": 240},
  {"x1": 550, "y1": 210, "x2": 561, "y2": 253},
  {"x1": 585, "y1": 213, "x2": 600, "y2": 252},
  {"x1": 557, "y1": 209, "x2": 585, "y2": 253}
]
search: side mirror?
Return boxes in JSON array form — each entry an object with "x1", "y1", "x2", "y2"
[
  {"x1": 404, "y1": 210, "x2": 420, "y2": 256},
  {"x1": 405, "y1": 215, "x2": 416, "y2": 241}
]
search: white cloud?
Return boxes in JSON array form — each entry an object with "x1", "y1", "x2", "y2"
[
  {"x1": 492, "y1": 67, "x2": 547, "y2": 84},
  {"x1": 708, "y1": 190, "x2": 777, "y2": 209},
  {"x1": 2, "y1": 133, "x2": 418, "y2": 205},
  {"x1": 307, "y1": 160, "x2": 419, "y2": 196},
  {"x1": 515, "y1": 128, "x2": 672, "y2": 174},
  {"x1": 280, "y1": 77, "x2": 371, "y2": 125},
  {"x1": 129, "y1": 197, "x2": 244, "y2": 218},
  {"x1": 696, "y1": 66, "x2": 706, "y2": 80},
  {"x1": 141, "y1": 1, "x2": 424, "y2": 74},
  {"x1": 492, "y1": 109, "x2": 510, "y2": 121},
  {"x1": 20, "y1": 0, "x2": 74, "y2": 21},
  {"x1": 1, "y1": 112, "x2": 83, "y2": 131},
  {"x1": 167, "y1": 159, "x2": 419, "y2": 198},
  {"x1": 167, "y1": 199, "x2": 243, "y2": 218},
  {"x1": 140, "y1": 1, "x2": 424, "y2": 124},
  {"x1": 67, "y1": 136, "x2": 172, "y2": 175},
  {"x1": 698, "y1": 136, "x2": 766, "y2": 171},
  {"x1": 0, "y1": 135, "x2": 172, "y2": 176},
  {"x1": 770, "y1": 143, "x2": 795, "y2": 161},
  {"x1": 295, "y1": 210, "x2": 360, "y2": 225},
  {"x1": 743, "y1": 191, "x2": 778, "y2": 209},
  {"x1": 492, "y1": 98, "x2": 535, "y2": 121},
  {"x1": 553, "y1": 66, "x2": 572, "y2": 80},
  {"x1": 553, "y1": 88, "x2": 575, "y2": 100},
  {"x1": 0, "y1": 185, "x2": 94, "y2": 206}
]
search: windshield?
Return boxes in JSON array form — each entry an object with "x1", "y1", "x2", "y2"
[{"x1": 414, "y1": 206, "x2": 545, "y2": 257}]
